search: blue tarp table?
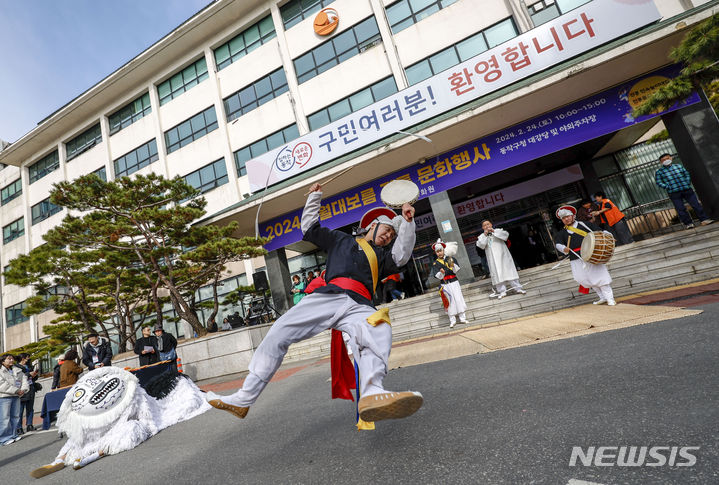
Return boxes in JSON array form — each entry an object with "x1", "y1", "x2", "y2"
[
  {"x1": 40, "y1": 360, "x2": 177, "y2": 430},
  {"x1": 40, "y1": 387, "x2": 70, "y2": 430}
]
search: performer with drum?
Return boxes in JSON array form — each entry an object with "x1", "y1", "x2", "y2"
[
  {"x1": 553, "y1": 205, "x2": 616, "y2": 306},
  {"x1": 431, "y1": 239, "x2": 469, "y2": 328},
  {"x1": 206, "y1": 180, "x2": 423, "y2": 425}
]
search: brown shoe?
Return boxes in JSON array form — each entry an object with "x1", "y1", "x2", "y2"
[
  {"x1": 208, "y1": 399, "x2": 250, "y2": 419},
  {"x1": 358, "y1": 391, "x2": 423, "y2": 422}
]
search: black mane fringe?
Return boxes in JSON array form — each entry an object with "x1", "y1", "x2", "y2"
[{"x1": 144, "y1": 369, "x2": 190, "y2": 400}]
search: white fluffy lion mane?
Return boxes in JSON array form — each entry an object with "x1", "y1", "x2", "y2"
[{"x1": 55, "y1": 366, "x2": 209, "y2": 464}]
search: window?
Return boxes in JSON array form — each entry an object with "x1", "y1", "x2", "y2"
[
  {"x1": 214, "y1": 16, "x2": 277, "y2": 71},
  {"x1": 234, "y1": 124, "x2": 299, "y2": 177},
  {"x1": 164, "y1": 107, "x2": 218, "y2": 154},
  {"x1": 28, "y1": 150, "x2": 59, "y2": 184},
  {"x1": 93, "y1": 166, "x2": 107, "y2": 181},
  {"x1": 66, "y1": 123, "x2": 102, "y2": 161},
  {"x1": 527, "y1": 0, "x2": 591, "y2": 26},
  {"x1": 224, "y1": 68, "x2": 289, "y2": 122},
  {"x1": 386, "y1": 0, "x2": 459, "y2": 33},
  {"x1": 184, "y1": 158, "x2": 228, "y2": 195},
  {"x1": 114, "y1": 139, "x2": 159, "y2": 177},
  {"x1": 1, "y1": 178, "x2": 22, "y2": 205},
  {"x1": 31, "y1": 198, "x2": 62, "y2": 225},
  {"x1": 5, "y1": 301, "x2": 28, "y2": 327},
  {"x1": 307, "y1": 76, "x2": 398, "y2": 130},
  {"x1": 157, "y1": 57, "x2": 209, "y2": 105},
  {"x1": 3, "y1": 217, "x2": 24, "y2": 244},
  {"x1": 109, "y1": 93, "x2": 152, "y2": 135},
  {"x1": 293, "y1": 17, "x2": 381, "y2": 84},
  {"x1": 280, "y1": 0, "x2": 335, "y2": 29},
  {"x1": 405, "y1": 18, "x2": 518, "y2": 85}
]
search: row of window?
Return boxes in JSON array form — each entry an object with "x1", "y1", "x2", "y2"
[
  {"x1": 294, "y1": 16, "x2": 381, "y2": 84},
  {"x1": 406, "y1": 17, "x2": 518, "y2": 85},
  {"x1": 5, "y1": 301, "x2": 28, "y2": 328},
  {"x1": 1, "y1": 178, "x2": 22, "y2": 205},
  {"x1": 234, "y1": 124, "x2": 300, "y2": 177},
  {"x1": 527, "y1": 0, "x2": 591, "y2": 26},
  {"x1": 307, "y1": 77, "x2": 398, "y2": 131}
]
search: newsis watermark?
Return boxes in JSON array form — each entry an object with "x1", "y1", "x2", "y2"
[{"x1": 569, "y1": 446, "x2": 700, "y2": 467}]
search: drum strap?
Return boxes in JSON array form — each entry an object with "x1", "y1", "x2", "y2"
[{"x1": 565, "y1": 225, "x2": 588, "y2": 237}]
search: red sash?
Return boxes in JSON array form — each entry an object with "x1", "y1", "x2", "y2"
[{"x1": 309, "y1": 276, "x2": 368, "y2": 401}]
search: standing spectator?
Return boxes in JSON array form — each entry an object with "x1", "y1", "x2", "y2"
[
  {"x1": 576, "y1": 199, "x2": 599, "y2": 224},
  {"x1": 153, "y1": 326, "x2": 178, "y2": 362},
  {"x1": 655, "y1": 153, "x2": 714, "y2": 229},
  {"x1": 134, "y1": 326, "x2": 159, "y2": 366},
  {"x1": 290, "y1": 274, "x2": 306, "y2": 305},
  {"x1": 381, "y1": 273, "x2": 404, "y2": 303},
  {"x1": 0, "y1": 353, "x2": 28, "y2": 446},
  {"x1": 59, "y1": 350, "x2": 83, "y2": 388},
  {"x1": 526, "y1": 228, "x2": 547, "y2": 267},
  {"x1": 15, "y1": 353, "x2": 38, "y2": 433},
  {"x1": 51, "y1": 357, "x2": 64, "y2": 390},
  {"x1": 592, "y1": 192, "x2": 635, "y2": 245},
  {"x1": 81, "y1": 333, "x2": 112, "y2": 370},
  {"x1": 476, "y1": 220, "x2": 526, "y2": 299}
]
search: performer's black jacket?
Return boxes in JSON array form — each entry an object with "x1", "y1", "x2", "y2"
[
  {"x1": 303, "y1": 221, "x2": 402, "y2": 308},
  {"x1": 432, "y1": 257, "x2": 458, "y2": 283},
  {"x1": 554, "y1": 221, "x2": 601, "y2": 261}
]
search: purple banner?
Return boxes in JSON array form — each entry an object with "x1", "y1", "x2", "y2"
[{"x1": 261, "y1": 65, "x2": 699, "y2": 251}]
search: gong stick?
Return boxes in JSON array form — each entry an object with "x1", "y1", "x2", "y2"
[{"x1": 303, "y1": 165, "x2": 355, "y2": 196}]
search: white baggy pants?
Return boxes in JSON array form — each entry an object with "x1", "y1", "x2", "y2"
[{"x1": 228, "y1": 292, "x2": 392, "y2": 406}]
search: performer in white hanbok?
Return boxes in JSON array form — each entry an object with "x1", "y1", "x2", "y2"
[
  {"x1": 431, "y1": 239, "x2": 468, "y2": 328},
  {"x1": 476, "y1": 220, "x2": 526, "y2": 299},
  {"x1": 553, "y1": 205, "x2": 616, "y2": 305},
  {"x1": 206, "y1": 182, "x2": 423, "y2": 426}
]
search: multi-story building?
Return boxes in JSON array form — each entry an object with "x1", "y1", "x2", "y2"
[{"x1": 1, "y1": 0, "x2": 718, "y2": 357}]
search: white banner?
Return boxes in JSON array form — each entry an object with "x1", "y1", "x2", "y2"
[
  {"x1": 247, "y1": 0, "x2": 660, "y2": 191},
  {"x1": 414, "y1": 164, "x2": 584, "y2": 230}
]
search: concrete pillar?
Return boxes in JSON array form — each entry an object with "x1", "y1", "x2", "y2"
[
  {"x1": 428, "y1": 191, "x2": 473, "y2": 283},
  {"x1": 662, "y1": 91, "x2": 719, "y2": 219},
  {"x1": 579, "y1": 159, "x2": 603, "y2": 198},
  {"x1": 265, "y1": 248, "x2": 292, "y2": 315}
]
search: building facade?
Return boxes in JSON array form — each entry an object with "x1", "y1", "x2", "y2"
[{"x1": 2, "y1": 0, "x2": 718, "y2": 356}]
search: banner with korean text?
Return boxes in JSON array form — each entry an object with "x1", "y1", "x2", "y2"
[
  {"x1": 259, "y1": 64, "x2": 700, "y2": 251},
  {"x1": 247, "y1": 0, "x2": 662, "y2": 191}
]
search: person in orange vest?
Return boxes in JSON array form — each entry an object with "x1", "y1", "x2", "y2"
[{"x1": 591, "y1": 191, "x2": 634, "y2": 246}]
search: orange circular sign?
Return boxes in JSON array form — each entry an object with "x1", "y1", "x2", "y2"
[{"x1": 313, "y1": 8, "x2": 339, "y2": 36}]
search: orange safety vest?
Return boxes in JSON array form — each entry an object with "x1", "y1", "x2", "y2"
[{"x1": 599, "y1": 198, "x2": 625, "y2": 226}]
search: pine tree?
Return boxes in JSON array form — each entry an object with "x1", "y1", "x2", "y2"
[
  {"x1": 49, "y1": 173, "x2": 267, "y2": 338},
  {"x1": 634, "y1": 13, "x2": 719, "y2": 117}
]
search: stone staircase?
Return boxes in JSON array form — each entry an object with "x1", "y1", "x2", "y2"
[{"x1": 283, "y1": 223, "x2": 719, "y2": 363}]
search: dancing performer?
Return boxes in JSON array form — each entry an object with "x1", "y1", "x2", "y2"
[
  {"x1": 476, "y1": 220, "x2": 526, "y2": 299},
  {"x1": 206, "y1": 182, "x2": 423, "y2": 424},
  {"x1": 553, "y1": 205, "x2": 616, "y2": 306},
  {"x1": 431, "y1": 239, "x2": 468, "y2": 328}
]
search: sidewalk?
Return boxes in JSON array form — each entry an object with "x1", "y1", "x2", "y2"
[{"x1": 197, "y1": 279, "x2": 715, "y2": 394}]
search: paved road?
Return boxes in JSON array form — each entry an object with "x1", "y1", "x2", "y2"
[{"x1": 2, "y1": 302, "x2": 717, "y2": 484}]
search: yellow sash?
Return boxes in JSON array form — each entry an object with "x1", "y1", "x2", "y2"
[
  {"x1": 356, "y1": 237, "x2": 392, "y2": 328},
  {"x1": 565, "y1": 225, "x2": 588, "y2": 237}
]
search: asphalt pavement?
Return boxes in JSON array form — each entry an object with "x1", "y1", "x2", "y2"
[{"x1": 2, "y1": 301, "x2": 717, "y2": 485}]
